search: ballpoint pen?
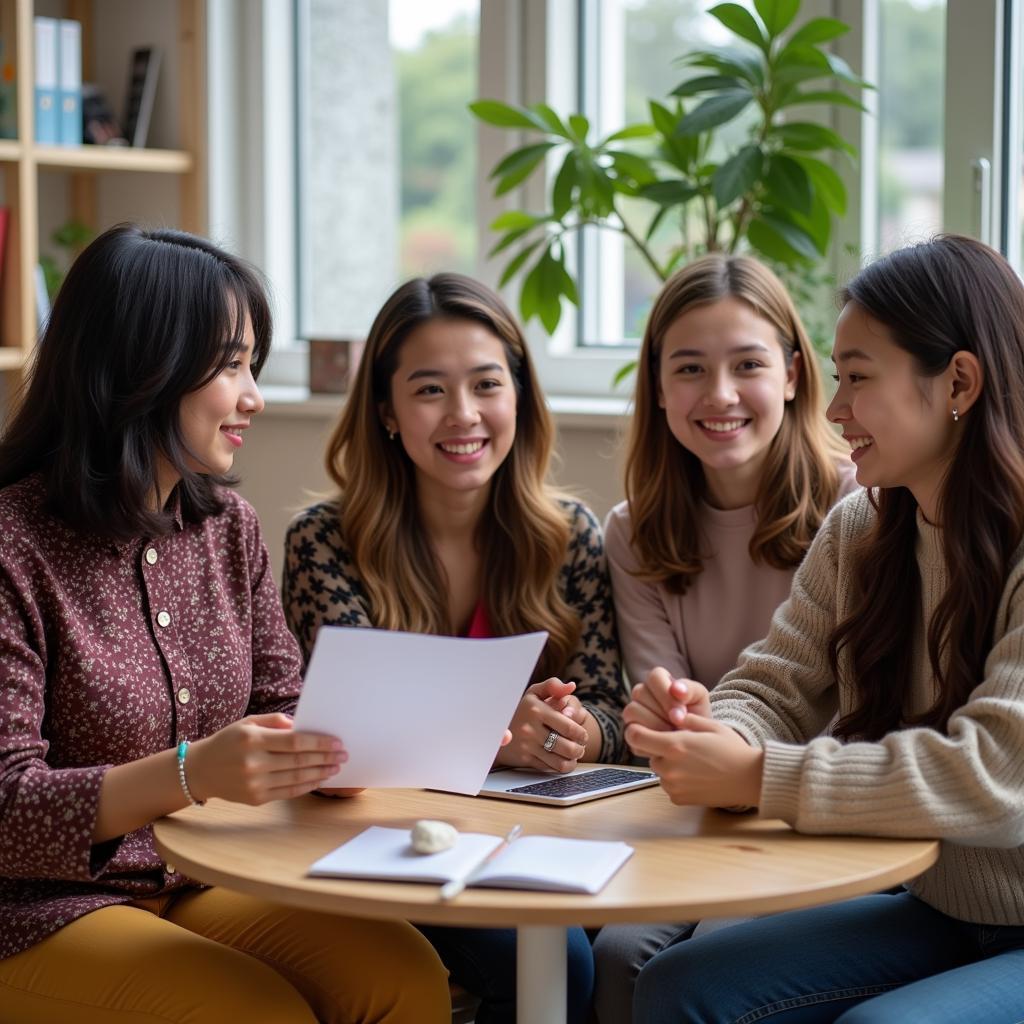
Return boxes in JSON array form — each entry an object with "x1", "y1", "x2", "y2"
[{"x1": 439, "y1": 824, "x2": 523, "y2": 901}]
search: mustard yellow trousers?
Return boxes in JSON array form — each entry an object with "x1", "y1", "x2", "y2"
[{"x1": 0, "y1": 887, "x2": 451, "y2": 1023}]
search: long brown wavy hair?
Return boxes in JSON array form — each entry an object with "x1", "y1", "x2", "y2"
[
  {"x1": 625, "y1": 253, "x2": 846, "y2": 594},
  {"x1": 325, "y1": 273, "x2": 579, "y2": 680},
  {"x1": 830, "y1": 235, "x2": 1024, "y2": 740}
]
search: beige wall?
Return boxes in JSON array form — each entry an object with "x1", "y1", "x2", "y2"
[{"x1": 234, "y1": 404, "x2": 627, "y2": 582}]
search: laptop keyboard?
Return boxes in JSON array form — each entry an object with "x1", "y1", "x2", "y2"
[{"x1": 505, "y1": 768, "x2": 657, "y2": 797}]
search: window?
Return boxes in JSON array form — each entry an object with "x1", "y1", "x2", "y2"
[
  {"x1": 295, "y1": 0, "x2": 479, "y2": 344},
  {"x1": 211, "y1": 0, "x2": 1024, "y2": 397},
  {"x1": 577, "y1": 0, "x2": 761, "y2": 347},
  {"x1": 875, "y1": 0, "x2": 946, "y2": 253}
]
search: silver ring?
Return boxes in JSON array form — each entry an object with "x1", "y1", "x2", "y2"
[{"x1": 543, "y1": 730, "x2": 559, "y2": 752}]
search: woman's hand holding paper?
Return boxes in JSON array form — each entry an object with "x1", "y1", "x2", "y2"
[{"x1": 188, "y1": 713, "x2": 347, "y2": 804}]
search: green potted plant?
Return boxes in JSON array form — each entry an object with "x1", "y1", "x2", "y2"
[{"x1": 470, "y1": 0, "x2": 871, "y2": 366}]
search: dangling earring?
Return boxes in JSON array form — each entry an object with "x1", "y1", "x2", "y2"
[
  {"x1": 952, "y1": 407, "x2": 960, "y2": 423},
  {"x1": 388, "y1": 427, "x2": 398, "y2": 440}
]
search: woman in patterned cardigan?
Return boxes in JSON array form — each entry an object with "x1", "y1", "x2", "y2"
[{"x1": 283, "y1": 272, "x2": 627, "y2": 1024}]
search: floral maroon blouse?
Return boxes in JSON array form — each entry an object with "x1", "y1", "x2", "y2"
[
  {"x1": 0, "y1": 475, "x2": 303, "y2": 959},
  {"x1": 282, "y1": 498, "x2": 627, "y2": 762}
]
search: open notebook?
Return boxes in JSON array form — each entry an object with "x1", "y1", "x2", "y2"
[{"x1": 308, "y1": 826, "x2": 634, "y2": 894}]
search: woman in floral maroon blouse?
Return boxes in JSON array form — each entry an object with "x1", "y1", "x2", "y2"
[{"x1": 0, "y1": 225, "x2": 449, "y2": 1023}]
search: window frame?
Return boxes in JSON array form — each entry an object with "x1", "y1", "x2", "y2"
[{"x1": 210, "y1": 0, "x2": 1024, "y2": 397}]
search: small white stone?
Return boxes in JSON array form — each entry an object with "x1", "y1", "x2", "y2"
[{"x1": 411, "y1": 819, "x2": 458, "y2": 854}]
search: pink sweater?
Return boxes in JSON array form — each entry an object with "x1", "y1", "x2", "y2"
[{"x1": 605, "y1": 463, "x2": 858, "y2": 688}]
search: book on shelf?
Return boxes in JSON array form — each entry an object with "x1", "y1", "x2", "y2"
[
  {"x1": 0, "y1": 37, "x2": 15, "y2": 140},
  {"x1": 58, "y1": 20, "x2": 82, "y2": 146},
  {"x1": 0, "y1": 207, "x2": 9, "y2": 287},
  {"x1": 33, "y1": 17, "x2": 58, "y2": 144},
  {"x1": 34, "y1": 263, "x2": 50, "y2": 330},
  {"x1": 308, "y1": 826, "x2": 634, "y2": 894},
  {"x1": 123, "y1": 46, "x2": 161, "y2": 148}
]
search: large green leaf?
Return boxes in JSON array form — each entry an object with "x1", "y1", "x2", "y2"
[
  {"x1": 671, "y1": 74, "x2": 743, "y2": 97},
  {"x1": 488, "y1": 224, "x2": 536, "y2": 258},
  {"x1": 777, "y1": 88, "x2": 867, "y2": 113},
  {"x1": 469, "y1": 100, "x2": 548, "y2": 132},
  {"x1": 676, "y1": 89, "x2": 753, "y2": 136},
  {"x1": 602, "y1": 123, "x2": 658, "y2": 144},
  {"x1": 784, "y1": 191, "x2": 832, "y2": 254},
  {"x1": 754, "y1": 0, "x2": 799, "y2": 37},
  {"x1": 649, "y1": 99, "x2": 680, "y2": 138},
  {"x1": 709, "y1": 4, "x2": 767, "y2": 51},
  {"x1": 576, "y1": 153, "x2": 617, "y2": 217},
  {"x1": 772, "y1": 121, "x2": 856, "y2": 156},
  {"x1": 556, "y1": 255, "x2": 580, "y2": 306},
  {"x1": 499, "y1": 239, "x2": 544, "y2": 287},
  {"x1": 785, "y1": 16, "x2": 850, "y2": 48},
  {"x1": 680, "y1": 45, "x2": 764, "y2": 87},
  {"x1": 491, "y1": 142, "x2": 556, "y2": 181},
  {"x1": 748, "y1": 215, "x2": 815, "y2": 264},
  {"x1": 519, "y1": 253, "x2": 543, "y2": 323},
  {"x1": 568, "y1": 113, "x2": 591, "y2": 142},
  {"x1": 764, "y1": 154, "x2": 813, "y2": 214},
  {"x1": 608, "y1": 150, "x2": 658, "y2": 185},
  {"x1": 640, "y1": 180, "x2": 701, "y2": 207},
  {"x1": 537, "y1": 249, "x2": 567, "y2": 333},
  {"x1": 712, "y1": 144, "x2": 764, "y2": 207},
  {"x1": 786, "y1": 153, "x2": 847, "y2": 215},
  {"x1": 492, "y1": 142, "x2": 557, "y2": 195},
  {"x1": 490, "y1": 210, "x2": 540, "y2": 232},
  {"x1": 826, "y1": 52, "x2": 873, "y2": 89},
  {"x1": 759, "y1": 211, "x2": 821, "y2": 259},
  {"x1": 552, "y1": 151, "x2": 579, "y2": 220},
  {"x1": 529, "y1": 103, "x2": 571, "y2": 138}
]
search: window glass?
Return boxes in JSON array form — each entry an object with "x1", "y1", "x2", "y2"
[
  {"x1": 391, "y1": 0, "x2": 478, "y2": 277},
  {"x1": 876, "y1": 0, "x2": 946, "y2": 252},
  {"x1": 579, "y1": 0, "x2": 759, "y2": 345},
  {"x1": 296, "y1": 0, "x2": 477, "y2": 341}
]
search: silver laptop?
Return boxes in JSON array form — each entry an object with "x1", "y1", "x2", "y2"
[{"x1": 478, "y1": 766, "x2": 659, "y2": 806}]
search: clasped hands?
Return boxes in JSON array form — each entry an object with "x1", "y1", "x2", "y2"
[
  {"x1": 624, "y1": 668, "x2": 764, "y2": 809},
  {"x1": 494, "y1": 677, "x2": 594, "y2": 773}
]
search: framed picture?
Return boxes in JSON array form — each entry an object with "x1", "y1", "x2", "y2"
[{"x1": 123, "y1": 46, "x2": 161, "y2": 148}]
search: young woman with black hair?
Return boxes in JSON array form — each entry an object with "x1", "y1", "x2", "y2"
[
  {"x1": 626, "y1": 235, "x2": 1024, "y2": 1023},
  {"x1": 0, "y1": 224, "x2": 449, "y2": 1023}
]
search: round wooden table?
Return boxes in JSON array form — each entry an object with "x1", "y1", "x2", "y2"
[{"x1": 154, "y1": 783, "x2": 938, "y2": 1023}]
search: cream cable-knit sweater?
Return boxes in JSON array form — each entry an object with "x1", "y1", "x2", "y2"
[{"x1": 711, "y1": 488, "x2": 1024, "y2": 926}]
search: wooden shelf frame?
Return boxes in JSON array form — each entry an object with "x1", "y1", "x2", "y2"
[{"x1": 0, "y1": 0, "x2": 206, "y2": 370}]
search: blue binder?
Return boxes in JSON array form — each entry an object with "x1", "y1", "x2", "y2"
[
  {"x1": 33, "y1": 17, "x2": 58, "y2": 144},
  {"x1": 58, "y1": 20, "x2": 82, "y2": 146}
]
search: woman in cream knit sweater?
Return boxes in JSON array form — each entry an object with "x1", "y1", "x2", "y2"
[{"x1": 626, "y1": 235, "x2": 1024, "y2": 1023}]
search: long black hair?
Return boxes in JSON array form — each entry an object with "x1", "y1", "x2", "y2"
[
  {"x1": 829, "y1": 235, "x2": 1024, "y2": 739},
  {"x1": 0, "y1": 223, "x2": 272, "y2": 540}
]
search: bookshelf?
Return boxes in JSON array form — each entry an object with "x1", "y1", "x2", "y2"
[{"x1": 0, "y1": 0, "x2": 206, "y2": 384}]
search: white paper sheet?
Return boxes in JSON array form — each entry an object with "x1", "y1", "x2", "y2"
[{"x1": 292, "y1": 627, "x2": 548, "y2": 794}]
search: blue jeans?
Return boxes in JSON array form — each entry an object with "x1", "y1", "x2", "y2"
[
  {"x1": 416, "y1": 924, "x2": 594, "y2": 1024},
  {"x1": 633, "y1": 892, "x2": 1024, "y2": 1023}
]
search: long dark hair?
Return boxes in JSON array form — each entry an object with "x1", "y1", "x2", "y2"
[
  {"x1": 829, "y1": 235, "x2": 1024, "y2": 740},
  {"x1": 324, "y1": 273, "x2": 580, "y2": 679},
  {"x1": 0, "y1": 223, "x2": 271, "y2": 540}
]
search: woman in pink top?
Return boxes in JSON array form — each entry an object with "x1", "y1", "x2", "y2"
[{"x1": 595, "y1": 253, "x2": 856, "y2": 1022}]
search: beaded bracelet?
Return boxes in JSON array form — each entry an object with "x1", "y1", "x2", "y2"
[{"x1": 176, "y1": 740, "x2": 205, "y2": 807}]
